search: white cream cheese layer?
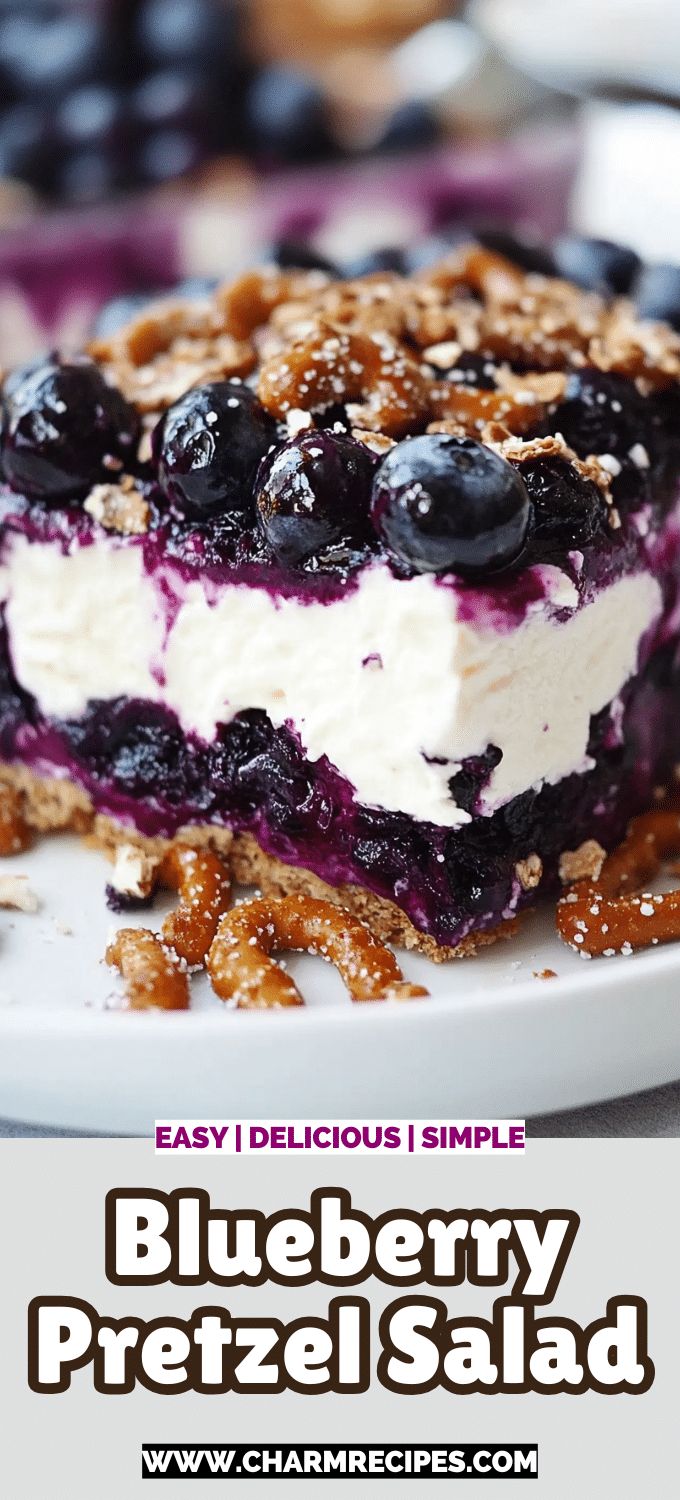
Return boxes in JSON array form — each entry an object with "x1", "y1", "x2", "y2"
[{"x1": 0, "y1": 537, "x2": 662, "y2": 827}]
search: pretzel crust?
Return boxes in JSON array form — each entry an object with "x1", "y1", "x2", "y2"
[
  {"x1": 207, "y1": 894, "x2": 428, "y2": 1008},
  {"x1": 557, "y1": 808, "x2": 680, "y2": 957},
  {"x1": 0, "y1": 783, "x2": 32, "y2": 855}
]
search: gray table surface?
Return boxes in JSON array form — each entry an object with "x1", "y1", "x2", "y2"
[{"x1": 3, "y1": 1080, "x2": 680, "y2": 1137}]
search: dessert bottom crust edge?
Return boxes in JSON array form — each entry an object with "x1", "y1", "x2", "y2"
[{"x1": 0, "y1": 762, "x2": 521, "y2": 963}]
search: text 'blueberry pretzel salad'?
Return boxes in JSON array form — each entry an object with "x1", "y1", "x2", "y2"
[{"x1": 1, "y1": 243, "x2": 680, "y2": 968}]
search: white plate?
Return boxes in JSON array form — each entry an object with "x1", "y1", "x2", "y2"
[{"x1": 0, "y1": 834, "x2": 678, "y2": 1133}]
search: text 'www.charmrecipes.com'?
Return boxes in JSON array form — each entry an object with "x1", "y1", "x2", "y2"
[{"x1": 154, "y1": 1122, "x2": 525, "y2": 1154}]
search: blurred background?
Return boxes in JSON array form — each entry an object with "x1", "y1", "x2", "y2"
[{"x1": 0, "y1": 0, "x2": 678, "y2": 359}]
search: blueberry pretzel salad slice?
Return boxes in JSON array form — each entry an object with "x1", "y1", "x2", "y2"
[{"x1": 1, "y1": 237, "x2": 680, "y2": 975}]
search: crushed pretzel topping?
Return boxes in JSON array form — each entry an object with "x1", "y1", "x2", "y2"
[
  {"x1": 85, "y1": 246, "x2": 679, "y2": 506},
  {"x1": 351, "y1": 428, "x2": 397, "y2": 455},
  {"x1": 559, "y1": 840, "x2": 607, "y2": 884},
  {"x1": 515, "y1": 853, "x2": 543, "y2": 891},
  {"x1": 0, "y1": 874, "x2": 38, "y2": 913},
  {"x1": 84, "y1": 476, "x2": 150, "y2": 536}
]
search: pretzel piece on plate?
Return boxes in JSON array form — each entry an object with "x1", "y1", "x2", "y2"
[
  {"x1": 207, "y1": 894, "x2": 428, "y2": 1009},
  {"x1": 159, "y1": 845, "x2": 232, "y2": 967},
  {"x1": 106, "y1": 928, "x2": 190, "y2": 1010},
  {"x1": 557, "y1": 808, "x2": 680, "y2": 957}
]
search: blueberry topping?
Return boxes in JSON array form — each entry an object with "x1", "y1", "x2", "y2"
[
  {"x1": 0, "y1": 102, "x2": 50, "y2": 187},
  {"x1": 136, "y1": 0, "x2": 222, "y2": 68},
  {"x1": 376, "y1": 99, "x2": 439, "y2": 155},
  {"x1": 474, "y1": 227, "x2": 556, "y2": 277},
  {"x1": 522, "y1": 457, "x2": 608, "y2": 554},
  {"x1": 552, "y1": 235, "x2": 641, "y2": 296},
  {"x1": 255, "y1": 430, "x2": 375, "y2": 569},
  {"x1": 448, "y1": 745, "x2": 503, "y2": 815},
  {"x1": 0, "y1": 356, "x2": 139, "y2": 502},
  {"x1": 343, "y1": 246, "x2": 408, "y2": 279},
  {"x1": 153, "y1": 381, "x2": 278, "y2": 518},
  {"x1": 544, "y1": 368, "x2": 648, "y2": 459},
  {"x1": 245, "y1": 67, "x2": 330, "y2": 164},
  {"x1": 269, "y1": 239, "x2": 340, "y2": 277},
  {"x1": 371, "y1": 434, "x2": 531, "y2": 576},
  {"x1": 56, "y1": 84, "x2": 123, "y2": 152},
  {"x1": 634, "y1": 263, "x2": 680, "y2": 331}
]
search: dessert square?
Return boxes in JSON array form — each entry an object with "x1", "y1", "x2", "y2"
[{"x1": 0, "y1": 244, "x2": 679, "y2": 959}]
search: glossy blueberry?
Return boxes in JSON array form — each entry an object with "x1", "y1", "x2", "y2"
[
  {"x1": 371, "y1": 434, "x2": 530, "y2": 576},
  {"x1": 0, "y1": 103, "x2": 49, "y2": 186},
  {"x1": 269, "y1": 239, "x2": 340, "y2": 277},
  {"x1": 1, "y1": 356, "x2": 139, "y2": 502},
  {"x1": 376, "y1": 100, "x2": 439, "y2": 155},
  {"x1": 138, "y1": 127, "x2": 205, "y2": 185},
  {"x1": 136, "y1": 0, "x2": 223, "y2": 66},
  {"x1": 255, "y1": 431, "x2": 375, "y2": 568},
  {"x1": 56, "y1": 85, "x2": 123, "y2": 151},
  {"x1": 473, "y1": 227, "x2": 555, "y2": 277},
  {"x1": 245, "y1": 67, "x2": 330, "y2": 163},
  {"x1": 552, "y1": 235, "x2": 641, "y2": 295},
  {"x1": 57, "y1": 148, "x2": 122, "y2": 206},
  {"x1": 634, "y1": 263, "x2": 680, "y2": 331},
  {"x1": 546, "y1": 368, "x2": 648, "y2": 459},
  {"x1": 343, "y1": 246, "x2": 408, "y2": 279},
  {"x1": 131, "y1": 69, "x2": 214, "y2": 137},
  {"x1": 0, "y1": 13, "x2": 106, "y2": 95},
  {"x1": 153, "y1": 381, "x2": 278, "y2": 518},
  {"x1": 523, "y1": 457, "x2": 608, "y2": 553}
]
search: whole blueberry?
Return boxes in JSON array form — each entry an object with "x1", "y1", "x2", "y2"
[
  {"x1": 634, "y1": 263, "x2": 680, "y2": 331},
  {"x1": 371, "y1": 434, "x2": 530, "y2": 576},
  {"x1": 546, "y1": 368, "x2": 648, "y2": 459},
  {"x1": 553, "y1": 235, "x2": 641, "y2": 295},
  {"x1": 270, "y1": 239, "x2": 340, "y2": 277},
  {"x1": 0, "y1": 13, "x2": 106, "y2": 96},
  {"x1": 255, "y1": 431, "x2": 375, "y2": 568},
  {"x1": 343, "y1": 246, "x2": 408, "y2": 279},
  {"x1": 131, "y1": 68, "x2": 214, "y2": 138},
  {"x1": 376, "y1": 100, "x2": 439, "y2": 155},
  {"x1": 1, "y1": 356, "x2": 139, "y2": 502},
  {"x1": 136, "y1": 0, "x2": 222, "y2": 66},
  {"x1": 153, "y1": 381, "x2": 279, "y2": 518},
  {"x1": 57, "y1": 148, "x2": 123, "y2": 205},
  {"x1": 475, "y1": 227, "x2": 555, "y2": 277},
  {"x1": 245, "y1": 67, "x2": 330, "y2": 163},
  {"x1": 523, "y1": 458, "x2": 608, "y2": 554},
  {"x1": 137, "y1": 127, "x2": 204, "y2": 185},
  {"x1": 56, "y1": 85, "x2": 123, "y2": 152},
  {"x1": 0, "y1": 103, "x2": 50, "y2": 188}
]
